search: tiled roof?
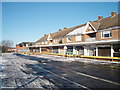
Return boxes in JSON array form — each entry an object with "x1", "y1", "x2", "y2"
[
  {"x1": 98, "y1": 14, "x2": 120, "y2": 30},
  {"x1": 89, "y1": 21, "x2": 100, "y2": 30},
  {"x1": 36, "y1": 14, "x2": 120, "y2": 43},
  {"x1": 18, "y1": 42, "x2": 35, "y2": 46},
  {"x1": 36, "y1": 34, "x2": 48, "y2": 42},
  {"x1": 89, "y1": 14, "x2": 120, "y2": 30},
  {"x1": 36, "y1": 24, "x2": 86, "y2": 42}
]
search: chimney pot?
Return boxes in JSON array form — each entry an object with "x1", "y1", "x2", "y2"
[
  {"x1": 59, "y1": 29, "x2": 62, "y2": 31},
  {"x1": 111, "y1": 12, "x2": 117, "y2": 17},
  {"x1": 64, "y1": 27, "x2": 67, "y2": 30},
  {"x1": 98, "y1": 16, "x2": 103, "y2": 21}
]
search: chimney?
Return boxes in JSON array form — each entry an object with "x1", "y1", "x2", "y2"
[
  {"x1": 64, "y1": 27, "x2": 67, "y2": 30},
  {"x1": 98, "y1": 16, "x2": 103, "y2": 21},
  {"x1": 111, "y1": 12, "x2": 117, "y2": 17},
  {"x1": 59, "y1": 29, "x2": 62, "y2": 31}
]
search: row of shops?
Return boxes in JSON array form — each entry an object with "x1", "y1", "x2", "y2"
[
  {"x1": 29, "y1": 43, "x2": 120, "y2": 57},
  {"x1": 16, "y1": 12, "x2": 120, "y2": 58}
]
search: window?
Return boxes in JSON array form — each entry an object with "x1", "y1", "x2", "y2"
[
  {"x1": 67, "y1": 37, "x2": 72, "y2": 42},
  {"x1": 102, "y1": 31, "x2": 112, "y2": 38},
  {"x1": 76, "y1": 36, "x2": 81, "y2": 41},
  {"x1": 54, "y1": 39, "x2": 57, "y2": 43},
  {"x1": 45, "y1": 41, "x2": 48, "y2": 44},
  {"x1": 36, "y1": 43, "x2": 40, "y2": 45},
  {"x1": 62, "y1": 39, "x2": 64, "y2": 43},
  {"x1": 41, "y1": 42, "x2": 44, "y2": 44}
]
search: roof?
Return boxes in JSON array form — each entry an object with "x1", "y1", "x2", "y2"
[
  {"x1": 36, "y1": 13, "x2": 120, "y2": 43},
  {"x1": 67, "y1": 25, "x2": 86, "y2": 36},
  {"x1": 89, "y1": 14, "x2": 120, "y2": 30},
  {"x1": 36, "y1": 24, "x2": 86, "y2": 42},
  {"x1": 36, "y1": 35, "x2": 48, "y2": 43},
  {"x1": 18, "y1": 42, "x2": 35, "y2": 46},
  {"x1": 22, "y1": 42, "x2": 35, "y2": 44},
  {"x1": 89, "y1": 21, "x2": 100, "y2": 30},
  {"x1": 98, "y1": 14, "x2": 120, "y2": 30}
]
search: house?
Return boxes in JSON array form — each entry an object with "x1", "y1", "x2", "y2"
[
  {"x1": 7, "y1": 47, "x2": 16, "y2": 52},
  {"x1": 16, "y1": 42, "x2": 35, "y2": 53},
  {"x1": 29, "y1": 12, "x2": 120, "y2": 58}
]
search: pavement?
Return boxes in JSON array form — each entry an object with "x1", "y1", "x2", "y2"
[
  {"x1": 0, "y1": 53, "x2": 120, "y2": 89},
  {"x1": 31, "y1": 54, "x2": 120, "y2": 65}
]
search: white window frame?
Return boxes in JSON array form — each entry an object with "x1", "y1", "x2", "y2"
[
  {"x1": 101, "y1": 31, "x2": 112, "y2": 38},
  {"x1": 76, "y1": 35, "x2": 81, "y2": 41}
]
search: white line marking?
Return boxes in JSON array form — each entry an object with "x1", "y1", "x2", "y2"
[
  {"x1": 34, "y1": 65, "x2": 91, "y2": 90},
  {"x1": 48, "y1": 64, "x2": 120, "y2": 86}
]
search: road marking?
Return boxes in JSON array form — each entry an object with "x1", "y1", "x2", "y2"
[
  {"x1": 47, "y1": 64, "x2": 120, "y2": 86},
  {"x1": 16, "y1": 54, "x2": 120, "y2": 86},
  {"x1": 34, "y1": 65, "x2": 91, "y2": 90}
]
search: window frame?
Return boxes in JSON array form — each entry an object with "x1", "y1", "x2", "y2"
[
  {"x1": 76, "y1": 35, "x2": 81, "y2": 41},
  {"x1": 101, "y1": 31, "x2": 112, "y2": 38}
]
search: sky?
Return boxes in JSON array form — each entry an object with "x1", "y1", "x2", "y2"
[{"x1": 2, "y1": 2, "x2": 118, "y2": 47}]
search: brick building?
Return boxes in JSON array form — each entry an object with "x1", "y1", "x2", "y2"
[
  {"x1": 28, "y1": 12, "x2": 120, "y2": 57},
  {"x1": 16, "y1": 42, "x2": 35, "y2": 53}
]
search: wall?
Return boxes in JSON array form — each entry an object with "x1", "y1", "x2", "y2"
[{"x1": 97, "y1": 29, "x2": 120, "y2": 41}]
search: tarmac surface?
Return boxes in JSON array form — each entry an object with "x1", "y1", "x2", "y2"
[{"x1": 0, "y1": 53, "x2": 120, "y2": 89}]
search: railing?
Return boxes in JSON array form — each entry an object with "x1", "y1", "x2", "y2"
[{"x1": 86, "y1": 37, "x2": 96, "y2": 42}]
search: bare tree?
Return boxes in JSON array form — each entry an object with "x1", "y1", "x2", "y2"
[{"x1": 0, "y1": 40, "x2": 13, "y2": 52}]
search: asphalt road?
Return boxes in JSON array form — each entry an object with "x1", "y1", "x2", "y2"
[{"x1": 1, "y1": 53, "x2": 120, "y2": 90}]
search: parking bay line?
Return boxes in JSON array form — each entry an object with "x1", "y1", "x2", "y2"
[{"x1": 33, "y1": 65, "x2": 91, "y2": 90}]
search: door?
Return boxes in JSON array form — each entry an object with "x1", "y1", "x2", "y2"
[{"x1": 98, "y1": 47, "x2": 111, "y2": 56}]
